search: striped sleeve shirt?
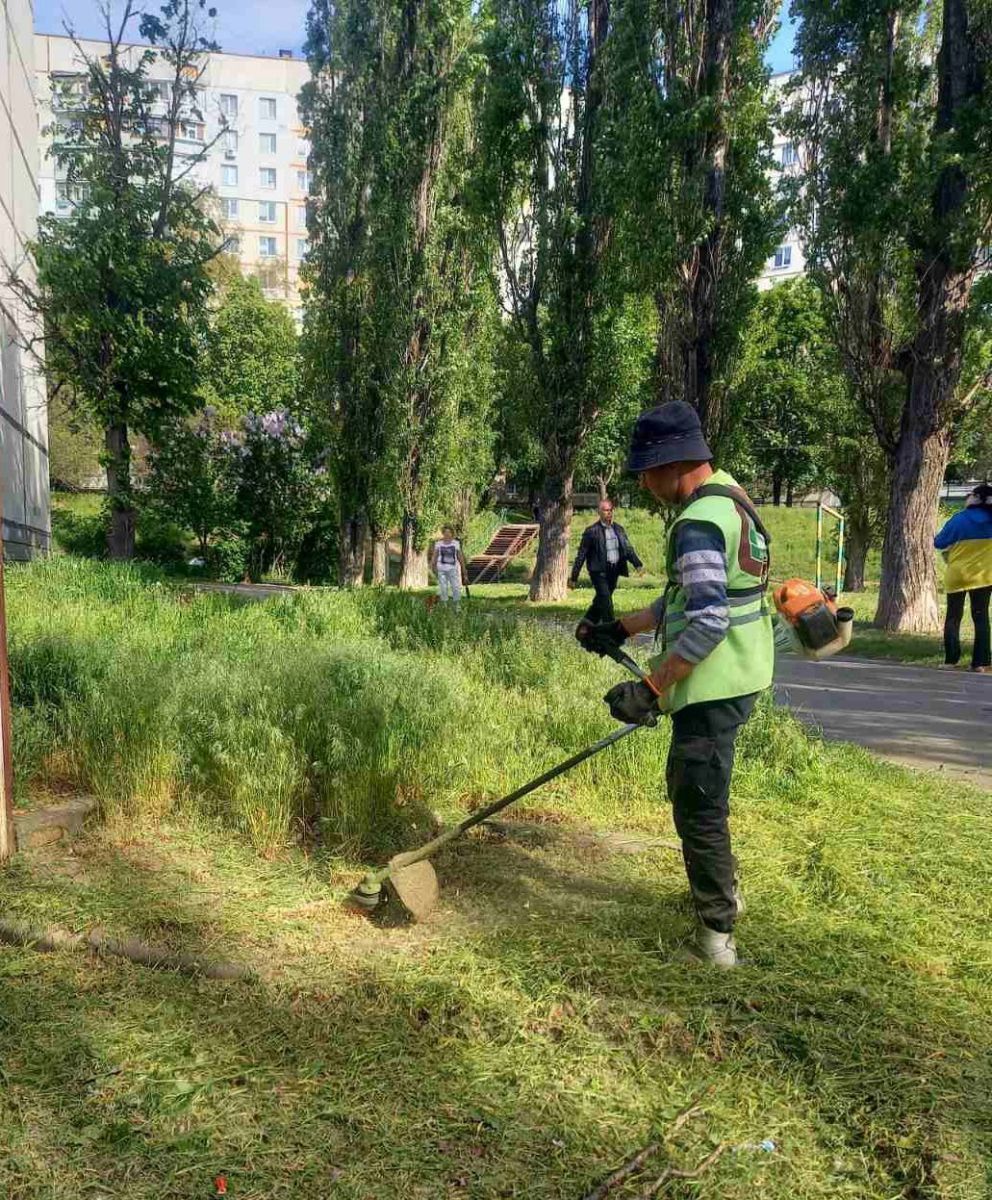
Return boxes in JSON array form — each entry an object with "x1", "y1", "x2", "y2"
[{"x1": 650, "y1": 520, "x2": 730, "y2": 663}]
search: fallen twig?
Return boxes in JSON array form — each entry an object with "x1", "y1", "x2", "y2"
[
  {"x1": 579, "y1": 1099, "x2": 706, "y2": 1200},
  {"x1": 581, "y1": 1140, "x2": 661, "y2": 1200},
  {"x1": 0, "y1": 916, "x2": 254, "y2": 981},
  {"x1": 637, "y1": 1143, "x2": 728, "y2": 1199}
]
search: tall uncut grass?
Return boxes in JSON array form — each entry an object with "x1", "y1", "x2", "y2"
[{"x1": 6, "y1": 558, "x2": 819, "y2": 856}]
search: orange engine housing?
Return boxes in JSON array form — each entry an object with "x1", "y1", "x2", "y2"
[{"x1": 773, "y1": 578, "x2": 837, "y2": 625}]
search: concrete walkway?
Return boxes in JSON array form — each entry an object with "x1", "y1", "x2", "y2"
[{"x1": 773, "y1": 655, "x2": 992, "y2": 789}]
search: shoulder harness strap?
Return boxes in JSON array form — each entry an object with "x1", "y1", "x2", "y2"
[{"x1": 688, "y1": 482, "x2": 772, "y2": 589}]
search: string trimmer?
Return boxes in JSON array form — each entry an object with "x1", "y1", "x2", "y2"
[{"x1": 348, "y1": 646, "x2": 654, "y2": 923}]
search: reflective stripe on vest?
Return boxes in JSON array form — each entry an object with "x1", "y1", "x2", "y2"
[{"x1": 657, "y1": 470, "x2": 774, "y2": 712}]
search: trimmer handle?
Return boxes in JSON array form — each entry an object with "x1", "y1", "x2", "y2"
[
  {"x1": 602, "y1": 644, "x2": 652, "y2": 683},
  {"x1": 574, "y1": 619, "x2": 653, "y2": 683}
]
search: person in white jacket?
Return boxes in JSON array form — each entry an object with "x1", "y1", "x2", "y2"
[{"x1": 431, "y1": 526, "x2": 468, "y2": 609}]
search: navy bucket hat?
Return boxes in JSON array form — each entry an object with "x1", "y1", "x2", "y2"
[{"x1": 626, "y1": 401, "x2": 713, "y2": 473}]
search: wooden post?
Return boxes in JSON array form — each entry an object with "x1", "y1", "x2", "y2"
[{"x1": 0, "y1": 526, "x2": 13, "y2": 863}]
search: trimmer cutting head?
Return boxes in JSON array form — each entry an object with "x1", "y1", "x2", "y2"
[{"x1": 348, "y1": 858, "x2": 440, "y2": 924}]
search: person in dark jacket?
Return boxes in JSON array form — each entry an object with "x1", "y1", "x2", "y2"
[
  {"x1": 934, "y1": 483, "x2": 992, "y2": 673},
  {"x1": 568, "y1": 500, "x2": 644, "y2": 621}
]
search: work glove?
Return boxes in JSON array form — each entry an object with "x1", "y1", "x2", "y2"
[
  {"x1": 604, "y1": 680, "x2": 662, "y2": 727},
  {"x1": 575, "y1": 618, "x2": 628, "y2": 658}
]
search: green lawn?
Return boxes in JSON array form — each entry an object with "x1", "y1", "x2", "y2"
[
  {"x1": 465, "y1": 506, "x2": 972, "y2": 667},
  {"x1": 1, "y1": 560, "x2": 990, "y2": 1198}
]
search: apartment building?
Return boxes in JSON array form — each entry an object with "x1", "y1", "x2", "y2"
[
  {"x1": 34, "y1": 35, "x2": 312, "y2": 315},
  {"x1": 759, "y1": 71, "x2": 806, "y2": 290},
  {"x1": 1, "y1": 0, "x2": 50, "y2": 557}
]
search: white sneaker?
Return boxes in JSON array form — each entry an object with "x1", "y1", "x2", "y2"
[{"x1": 678, "y1": 923, "x2": 738, "y2": 969}]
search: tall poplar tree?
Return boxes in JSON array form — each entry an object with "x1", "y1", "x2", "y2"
[
  {"x1": 303, "y1": 0, "x2": 493, "y2": 588},
  {"x1": 787, "y1": 0, "x2": 992, "y2": 631},
  {"x1": 604, "y1": 0, "x2": 780, "y2": 444},
  {"x1": 475, "y1": 0, "x2": 617, "y2": 600}
]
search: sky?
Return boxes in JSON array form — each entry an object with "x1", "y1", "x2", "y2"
[
  {"x1": 34, "y1": 0, "x2": 311, "y2": 57},
  {"x1": 34, "y1": 0, "x2": 797, "y2": 70}
]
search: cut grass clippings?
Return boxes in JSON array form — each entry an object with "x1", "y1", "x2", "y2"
[{"x1": 1, "y1": 558, "x2": 990, "y2": 1198}]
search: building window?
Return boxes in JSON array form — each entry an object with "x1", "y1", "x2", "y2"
[
  {"x1": 295, "y1": 203, "x2": 308, "y2": 229},
  {"x1": 223, "y1": 128, "x2": 238, "y2": 153},
  {"x1": 259, "y1": 132, "x2": 277, "y2": 155},
  {"x1": 296, "y1": 169, "x2": 312, "y2": 193},
  {"x1": 259, "y1": 97, "x2": 277, "y2": 120},
  {"x1": 781, "y1": 141, "x2": 798, "y2": 167},
  {"x1": 225, "y1": 234, "x2": 241, "y2": 254},
  {"x1": 147, "y1": 80, "x2": 171, "y2": 103},
  {"x1": 221, "y1": 197, "x2": 239, "y2": 220},
  {"x1": 259, "y1": 236, "x2": 278, "y2": 257},
  {"x1": 221, "y1": 165, "x2": 239, "y2": 187},
  {"x1": 220, "y1": 93, "x2": 238, "y2": 119},
  {"x1": 260, "y1": 167, "x2": 277, "y2": 190},
  {"x1": 55, "y1": 181, "x2": 86, "y2": 212},
  {"x1": 296, "y1": 138, "x2": 309, "y2": 158},
  {"x1": 772, "y1": 245, "x2": 793, "y2": 270},
  {"x1": 296, "y1": 238, "x2": 307, "y2": 259},
  {"x1": 259, "y1": 201, "x2": 277, "y2": 223},
  {"x1": 180, "y1": 120, "x2": 205, "y2": 141}
]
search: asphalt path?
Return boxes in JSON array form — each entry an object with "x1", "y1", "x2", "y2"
[{"x1": 771, "y1": 654, "x2": 992, "y2": 789}]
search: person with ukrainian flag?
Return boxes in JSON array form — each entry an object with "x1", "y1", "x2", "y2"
[{"x1": 935, "y1": 483, "x2": 992, "y2": 673}]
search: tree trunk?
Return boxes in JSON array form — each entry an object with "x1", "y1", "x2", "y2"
[
  {"x1": 339, "y1": 512, "x2": 368, "y2": 588},
  {"x1": 529, "y1": 474, "x2": 573, "y2": 601},
  {"x1": 772, "y1": 473, "x2": 782, "y2": 507},
  {"x1": 399, "y1": 512, "x2": 429, "y2": 589},
  {"x1": 785, "y1": 479, "x2": 795, "y2": 507},
  {"x1": 874, "y1": 0, "x2": 980, "y2": 633},
  {"x1": 596, "y1": 475, "x2": 609, "y2": 502},
  {"x1": 874, "y1": 426, "x2": 950, "y2": 631},
  {"x1": 371, "y1": 536, "x2": 389, "y2": 586},
  {"x1": 680, "y1": 0, "x2": 734, "y2": 440},
  {"x1": 843, "y1": 521, "x2": 870, "y2": 592},
  {"x1": 453, "y1": 487, "x2": 475, "y2": 538},
  {"x1": 104, "y1": 421, "x2": 135, "y2": 560}
]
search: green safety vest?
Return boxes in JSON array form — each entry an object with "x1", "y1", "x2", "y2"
[{"x1": 655, "y1": 469, "x2": 774, "y2": 713}]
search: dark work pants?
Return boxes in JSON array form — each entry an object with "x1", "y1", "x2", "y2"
[
  {"x1": 944, "y1": 586, "x2": 992, "y2": 669},
  {"x1": 583, "y1": 567, "x2": 622, "y2": 623},
  {"x1": 667, "y1": 692, "x2": 759, "y2": 933}
]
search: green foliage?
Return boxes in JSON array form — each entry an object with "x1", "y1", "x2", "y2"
[
  {"x1": 727, "y1": 278, "x2": 846, "y2": 502},
  {"x1": 474, "y1": 0, "x2": 617, "y2": 489},
  {"x1": 47, "y1": 402, "x2": 103, "y2": 491},
  {"x1": 784, "y1": 0, "x2": 992, "y2": 623},
  {"x1": 201, "y1": 274, "x2": 300, "y2": 427},
  {"x1": 601, "y1": 0, "x2": 781, "y2": 437},
  {"x1": 15, "y1": 0, "x2": 223, "y2": 556},
  {"x1": 51, "y1": 492, "x2": 189, "y2": 564},
  {"x1": 145, "y1": 408, "x2": 332, "y2": 579},
  {"x1": 303, "y1": 0, "x2": 496, "y2": 570},
  {"x1": 145, "y1": 409, "x2": 238, "y2": 557},
  {"x1": 576, "y1": 296, "x2": 657, "y2": 495},
  {"x1": 4, "y1": 560, "x2": 992, "y2": 1199},
  {"x1": 949, "y1": 273, "x2": 992, "y2": 479}
]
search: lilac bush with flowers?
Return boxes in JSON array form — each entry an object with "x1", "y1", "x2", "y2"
[{"x1": 146, "y1": 406, "x2": 333, "y2": 580}]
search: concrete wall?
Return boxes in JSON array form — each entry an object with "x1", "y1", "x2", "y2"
[{"x1": 0, "y1": 0, "x2": 49, "y2": 557}]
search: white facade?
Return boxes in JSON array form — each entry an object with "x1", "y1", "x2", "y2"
[
  {"x1": 758, "y1": 70, "x2": 806, "y2": 290},
  {"x1": 1, "y1": 0, "x2": 49, "y2": 557},
  {"x1": 35, "y1": 35, "x2": 311, "y2": 313}
]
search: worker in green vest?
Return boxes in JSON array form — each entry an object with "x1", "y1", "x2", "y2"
[{"x1": 577, "y1": 401, "x2": 773, "y2": 968}]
